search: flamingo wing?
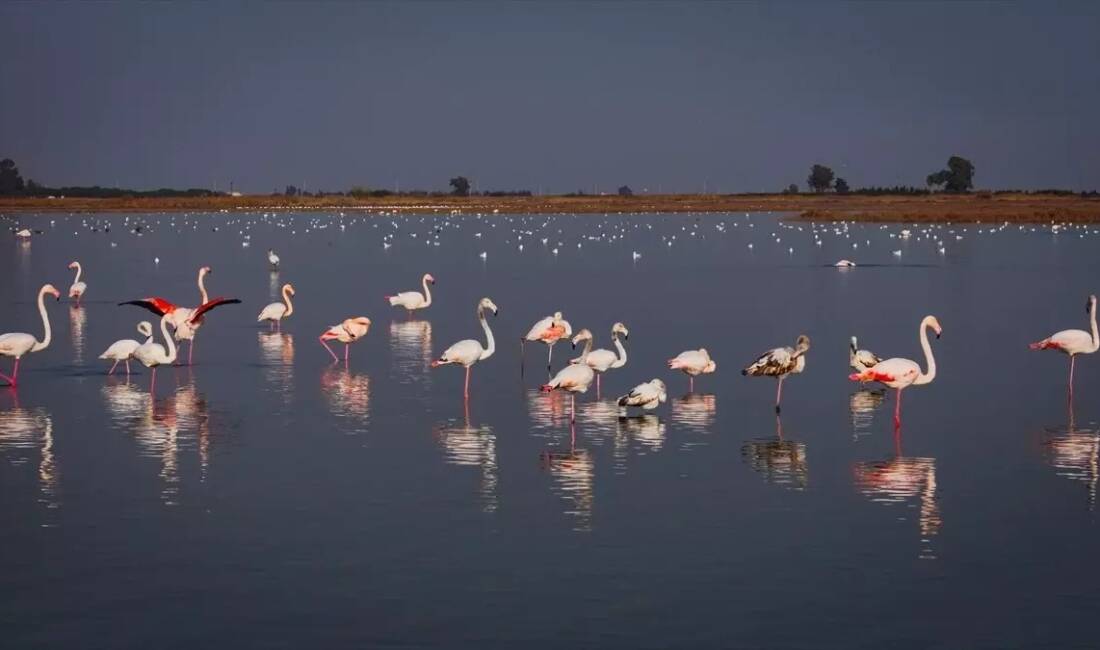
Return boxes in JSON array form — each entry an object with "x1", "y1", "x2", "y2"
[
  {"x1": 119, "y1": 297, "x2": 178, "y2": 316},
  {"x1": 524, "y1": 315, "x2": 556, "y2": 341},
  {"x1": 743, "y1": 347, "x2": 794, "y2": 377},
  {"x1": 189, "y1": 297, "x2": 242, "y2": 323}
]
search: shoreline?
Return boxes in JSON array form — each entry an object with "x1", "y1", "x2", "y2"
[{"x1": 2, "y1": 193, "x2": 1099, "y2": 222}]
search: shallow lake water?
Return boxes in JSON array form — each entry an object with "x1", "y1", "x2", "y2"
[{"x1": 2, "y1": 210, "x2": 1099, "y2": 648}]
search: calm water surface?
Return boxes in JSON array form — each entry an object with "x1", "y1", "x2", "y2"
[{"x1": 1, "y1": 211, "x2": 1098, "y2": 648}]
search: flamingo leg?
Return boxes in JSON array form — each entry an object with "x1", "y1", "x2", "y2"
[
  {"x1": 108, "y1": 359, "x2": 119, "y2": 375},
  {"x1": 320, "y1": 336, "x2": 339, "y2": 362},
  {"x1": 547, "y1": 343, "x2": 553, "y2": 371},
  {"x1": 344, "y1": 343, "x2": 350, "y2": 363},
  {"x1": 775, "y1": 376, "x2": 785, "y2": 413},
  {"x1": 126, "y1": 359, "x2": 131, "y2": 375},
  {"x1": 1069, "y1": 355, "x2": 1076, "y2": 397},
  {"x1": 150, "y1": 366, "x2": 157, "y2": 394},
  {"x1": 520, "y1": 339, "x2": 526, "y2": 376},
  {"x1": 464, "y1": 366, "x2": 471, "y2": 399},
  {"x1": 0, "y1": 358, "x2": 17, "y2": 386},
  {"x1": 188, "y1": 339, "x2": 194, "y2": 366},
  {"x1": 689, "y1": 375, "x2": 694, "y2": 393},
  {"x1": 570, "y1": 392, "x2": 576, "y2": 424},
  {"x1": 894, "y1": 388, "x2": 903, "y2": 426}
]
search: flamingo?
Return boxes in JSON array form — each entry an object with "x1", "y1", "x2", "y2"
[
  {"x1": 268, "y1": 249, "x2": 280, "y2": 270},
  {"x1": 0, "y1": 284, "x2": 61, "y2": 387},
  {"x1": 849, "y1": 316, "x2": 942, "y2": 427},
  {"x1": 541, "y1": 331, "x2": 597, "y2": 423},
  {"x1": 386, "y1": 273, "x2": 434, "y2": 316},
  {"x1": 571, "y1": 322, "x2": 628, "y2": 396},
  {"x1": 320, "y1": 317, "x2": 372, "y2": 363},
  {"x1": 67, "y1": 261, "x2": 87, "y2": 305},
  {"x1": 617, "y1": 378, "x2": 668, "y2": 414},
  {"x1": 430, "y1": 297, "x2": 498, "y2": 399},
  {"x1": 133, "y1": 313, "x2": 179, "y2": 393},
  {"x1": 742, "y1": 335, "x2": 811, "y2": 413},
  {"x1": 1030, "y1": 294, "x2": 1098, "y2": 396},
  {"x1": 120, "y1": 266, "x2": 241, "y2": 365},
  {"x1": 258, "y1": 283, "x2": 295, "y2": 331},
  {"x1": 99, "y1": 321, "x2": 154, "y2": 375},
  {"x1": 668, "y1": 348, "x2": 717, "y2": 392},
  {"x1": 522, "y1": 311, "x2": 573, "y2": 372},
  {"x1": 850, "y1": 336, "x2": 882, "y2": 376}
]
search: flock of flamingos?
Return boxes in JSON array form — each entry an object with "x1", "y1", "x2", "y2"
[{"x1": 1, "y1": 253, "x2": 1098, "y2": 431}]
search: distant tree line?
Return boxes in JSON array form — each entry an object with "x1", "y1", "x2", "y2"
[
  {"x1": 786, "y1": 155, "x2": 980, "y2": 196},
  {"x1": 1, "y1": 157, "x2": 218, "y2": 198}
]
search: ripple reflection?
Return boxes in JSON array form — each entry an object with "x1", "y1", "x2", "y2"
[
  {"x1": 321, "y1": 367, "x2": 371, "y2": 433},
  {"x1": 741, "y1": 416, "x2": 808, "y2": 490},
  {"x1": 389, "y1": 320, "x2": 433, "y2": 385},
  {"x1": 69, "y1": 305, "x2": 87, "y2": 365},
  {"x1": 0, "y1": 399, "x2": 60, "y2": 510},
  {"x1": 1040, "y1": 406, "x2": 1099, "y2": 509},
  {"x1": 434, "y1": 405, "x2": 498, "y2": 512},
  {"x1": 540, "y1": 441, "x2": 595, "y2": 532},
  {"x1": 258, "y1": 332, "x2": 295, "y2": 399},
  {"x1": 849, "y1": 389, "x2": 886, "y2": 439},
  {"x1": 853, "y1": 439, "x2": 941, "y2": 559}
]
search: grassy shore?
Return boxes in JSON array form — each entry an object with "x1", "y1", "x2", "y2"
[{"x1": 2, "y1": 193, "x2": 1098, "y2": 222}]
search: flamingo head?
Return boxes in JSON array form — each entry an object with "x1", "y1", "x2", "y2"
[
  {"x1": 200, "y1": 266, "x2": 212, "y2": 276},
  {"x1": 612, "y1": 322, "x2": 629, "y2": 340},
  {"x1": 352, "y1": 317, "x2": 371, "y2": 326},
  {"x1": 424, "y1": 273, "x2": 436, "y2": 284},
  {"x1": 795, "y1": 335, "x2": 811, "y2": 354},
  {"x1": 42, "y1": 284, "x2": 61, "y2": 300},
  {"x1": 284, "y1": 283, "x2": 296, "y2": 296},
  {"x1": 1088, "y1": 295, "x2": 1097, "y2": 313},
  {"x1": 653, "y1": 379, "x2": 668, "y2": 403},
  {"x1": 571, "y1": 328, "x2": 593, "y2": 349},
  {"x1": 67, "y1": 261, "x2": 79, "y2": 270},
  {"x1": 704, "y1": 360, "x2": 718, "y2": 373},
  {"x1": 924, "y1": 316, "x2": 943, "y2": 338},
  {"x1": 137, "y1": 321, "x2": 153, "y2": 337},
  {"x1": 478, "y1": 297, "x2": 498, "y2": 316}
]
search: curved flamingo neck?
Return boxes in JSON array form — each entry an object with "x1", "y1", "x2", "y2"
[
  {"x1": 282, "y1": 286, "x2": 294, "y2": 317},
  {"x1": 478, "y1": 308, "x2": 495, "y2": 360},
  {"x1": 421, "y1": 276, "x2": 432, "y2": 307},
  {"x1": 914, "y1": 319, "x2": 937, "y2": 385},
  {"x1": 160, "y1": 316, "x2": 178, "y2": 363},
  {"x1": 611, "y1": 332, "x2": 627, "y2": 368},
  {"x1": 577, "y1": 336, "x2": 592, "y2": 363},
  {"x1": 31, "y1": 287, "x2": 53, "y2": 352},
  {"x1": 198, "y1": 270, "x2": 209, "y2": 304},
  {"x1": 72, "y1": 263, "x2": 83, "y2": 285}
]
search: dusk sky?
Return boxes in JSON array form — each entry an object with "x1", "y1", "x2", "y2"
[{"x1": 2, "y1": 1, "x2": 1097, "y2": 193}]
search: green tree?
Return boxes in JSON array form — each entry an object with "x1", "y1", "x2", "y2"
[
  {"x1": 807, "y1": 164, "x2": 835, "y2": 193},
  {"x1": 835, "y1": 177, "x2": 850, "y2": 195},
  {"x1": 926, "y1": 156, "x2": 975, "y2": 193},
  {"x1": 0, "y1": 158, "x2": 26, "y2": 195},
  {"x1": 450, "y1": 176, "x2": 471, "y2": 196},
  {"x1": 618, "y1": 185, "x2": 633, "y2": 197}
]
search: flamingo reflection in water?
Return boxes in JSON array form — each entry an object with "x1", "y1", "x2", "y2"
[
  {"x1": 390, "y1": 320, "x2": 434, "y2": 380},
  {"x1": 1040, "y1": 401, "x2": 1099, "y2": 510},
  {"x1": 741, "y1": 416, "x2": 808, "y2": 490},
  {"x1": 0, "y1": 393, "x2": 60, "y2": 510},
  {"x1": 321, "y1": 366, "x2": 372, "y2": 428},
  {"x1": 433, "y1": 401, "x2": 498, "y2": 513},
  {"x1": 69, "y1": 303, "x2": 87, "y2": 365},
  {"x1": 849, "y1": 389, "x2": 887, "y2": 439},
  {"x1": 258, "y1": 332, "x2": 295, "y2": 397},
  {"x1": 540, "y1": 436, "x2": 595, "y2": 532},
  {"x1": 852, "y1": 433, "x2": 941, "y2": 559},
  {"x1": 670, "y1": 393, "x2": 717, "y2": 433}
]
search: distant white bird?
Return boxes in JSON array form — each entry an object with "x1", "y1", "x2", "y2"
[
  {"x1": 1030, "y1": 294, "x2": 1098, "y2": 396},
  {"x1": 431, "y1": 297, "x2": 498, "y2": 399},
  {"x1": 99, "y1": 321, "x2": 154, "y2": 375},
  {"x1": 67, "y1": 261, "x2": 87, "y2": 304},
  {"x1": 668, "y1": 348, "x2": 717, "y2": 392},
  {"x1": 617, "y1": 378, "x2": 667, "y2": 413},
  {"x1": 268, "y1": 249, "x2": 280, "y2": 270},
  {"x1": 0, "y1": 284, "x2": 61, "y2": 387},
  {"x1": 834, "y1": 259, "x2": 856, "y2": 268},
  {"x1": 258, "y1": 283, "x2": 296, "y2": 330},
  {"x1": 742, "y1": 335, "x2": 811, "y2": 413},
  {"x1": 849, "y1": 336, "x2": 882, "y2": 376},
  {"x1": 14, "y1": 228, "x2": 32, "y2": 239},
  {"x1": 386, "y1": 273, "x2": 435, "y2": 316}
]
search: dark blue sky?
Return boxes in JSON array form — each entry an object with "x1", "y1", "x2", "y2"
[{"x1": 2, "y1": 1, "x2": 1097, "y2": 193}]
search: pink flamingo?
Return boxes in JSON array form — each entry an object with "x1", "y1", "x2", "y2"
[
  {"x1": 522, "y1": 311, "x2": 572, "y2": 372},
  {"x1": 742, "y1": 335, "x2": 811, "y2": 413},
  {"x1": 67, "y1": 261, "x2": 87, "y2": 305},
  {"x1": 0, "y1": 284, "x2": 61, "y2": 387},
  {"x1": 850, "y1": 316, "x2": 942, "y2": 427},
  {"x1": 541, "y1": 330, "x2": 597, "y2": 423},
  {"x1": 668, "y1": 348, "x2": 717, "y2": 392},
  {"x1": 1030, "y1": 294, "x2": 1098, "y2": 397},
  {"x1": 320, "y1": 317, "x2": 372, "y2": 363},
  {"x1": 99, "y1": 321, "x2": 154, "y2": 375},
  {"x1": 431, "y1": 298, "x2": 498, "y2": 399}
]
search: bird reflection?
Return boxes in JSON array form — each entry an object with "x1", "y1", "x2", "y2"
[
  {"x1": 389, "y1": 320, "x2": 433, "y2": 383},
  {"x1": 268, "y1": 270, "x2": 281, "y2": 300},
  {"x1": 741, "y1": 416, "x2": 809, "y2": 490},
  {"x1": 0, "y1": 397, "x2": 60, "y2": 510},
  {"x1": 321, "y1": 366, "x2": 372, "y2": 428},
  {"x1": 527, "y1": 388, "x2": 570, "y2": 436},
  {"x1": 258, "y1": 332, "x2": 295, "y2": 398},
  {"x1": 540, "y1": 439, "x2": 595, "y2": 532},
  {"x1": 69, "y1": 305, "x2": 87, "y2": 365},
  {"x1": 852, "y1": 436, "x2": 941, "y2": 559},
  {"x1": 433, "y1": 402, "x2": 498, "y2": 512},
  {"x1": 849, "y1": 389, "x2": 886, "y2": 439},
  {"x1": 616, "y1": 414, "x2": 667, "y2": 452},
  {"x1": 1040, "y1": 402, "x2": 1099, "y2": 509}
]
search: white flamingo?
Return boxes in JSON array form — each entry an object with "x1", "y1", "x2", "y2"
[
  {"x1": 386, "y1": 273, "x2": 434, "y2": 316},
  {"x1": 522, "y1": 311, "x2": 573, "y2": 371},
  {"x1": 1031, "y1": 295, "x2": 1099, "y2": 396},
  {"x1": 99, "y1": 321, "x2": 154, "y2": 375},
  {"x1": 320, "y1": 317, "x2": 372, "y2": 363},
  {"x1": 571, "y1": 322, "x2": 628, "y2": 395},
  {"x1": 667, "y1": 348, "x2": 717, "y2": 392},
  {"x1": 431, "y1": 297, "x2": 498, "y2": 399},
  {"x1": 617, "y1": 378, "x2": 668, "y2": 413},
  {"x1": 67, "y1": 261, "x2": 87, "y2": 305},
  {"x1": 258, "y1": 283, "x2": 296, "y2": 330},
  {"x1": 268, "y1": 249, "x2": 280, "y2": 270},
  {"x1": 133, "y1": 313, "x2": 179, "y2": 393},
  {"x1": 850, "y1": 316, "x2": 942, "y2": 427},
  {"x1": 850, "y1": 336, "x2": 882, "y2": 376},
  {"x1": 742, "y1": 335, "x2": 811, "y2": 413},
  {"x1": 542, "y1": 331, "x2": 597, "y2": 423},
  {"x1": 0, "y1": 284, "x2": 61, "y2": 387}
]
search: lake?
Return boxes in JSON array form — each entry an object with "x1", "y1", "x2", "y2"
[{"x1": 1, "y1": 210, "x2": 1098, "y2": 648}]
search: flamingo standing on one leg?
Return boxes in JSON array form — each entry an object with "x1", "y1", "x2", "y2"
[
  {"x1": 386, "y1": 273, "x2": 434, "y2": 317},
  {"x1": 320, "y1": 317, "x2": 372, "y2": 364},
  {"x1": 430, "y1": 297, "x2": 498, "y2": 399},
  {"x1": 1030, "y1": 294, "x2": 1098, "y2": 398},
  {"x1": 571, "y1": 322, "x2": 628, "y2": 397},
  {"x1": 133, "y1": 313, "x2": 179, "y2": 394},
  {"x1": 850, "y1": 336, "x2": 882, "y2": 377},
  {"x1": 67, "y1": 261, "x2": 87, "y2": 305},
  {"x1": 258, "y1": 283, "x2": 296, "y2": 331},
  {"x1": 0, "y1": 284, "x2": 61, "y2": 387},
  {"x1": 668, "y1": 348, "x2": 717, "y2": 392},
  {"x1": 542, "y1": 331, "x2": 597, "y2": 423},
  {"x1": 616, "y1": 378, "x2": 668, "y2": 414},
  {"x1": 119, "y1": 266, "x2": 241, "y2": 365},
  {"x1": 850, "y1": 316, "x2": 942, "y2": 428},
  {"x1": 99, "y1": 321, "x2": 154, "y2": 375},
  {"x1": 522, "y1": 311, "x2": 572, "y2": 373},
  {"x1": 742, "y1": 335, "x2": 811, "y2": 413}
]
